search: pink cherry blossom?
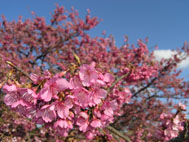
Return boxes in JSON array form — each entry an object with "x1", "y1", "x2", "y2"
[
  {"x1": 123, "y1": 88, "x2": 132, "y2": 103},
  {"x1": 89, "y1": 87, "x2": 107, "y2": 106},
  {"x1": 159, "y1": 113, "x2": 185, "y2": 141},
  {"x1": 55, "y1": 78, "x2": 71, "y2": 91},
  {"x1": 30, "y1": 71, "x2": 51, "y2": 84},
  {"x1": 90, "y1": 119, "x2": 102, "y2": 128},
  {"x1": 72, "y1": 88, "x2": 90, "y2": 108},
  {"x1": 36, "y1": 104, "x2": 56, "y2": 123},
  {"x1": 55, "y1": 101, "x2": 70, "y2": 119},
  {"x1": 54, "y1": 119, "x2": 68, "y2": 129},
  {"x1": 103, "y1": 73, "x2": 114, "y2": 83},
  {"x1": 39, "y1": 77, "x2": 70, "y2": 102},
  {"x1": 2, "y1": 62, "x2": 134, "y2": 140},
  {"x1": 79, "y1": 63, "x2": 98, "y2": 87},
  {"x1": 18, "y1": 88, "x2": 38, "y2": 105},
  {"x1": 3, "y1": 85, "x2": 29, "y2": 108},
  {"x1": 4, "y1": 90, "x2": 20, "y2": 107},
  {"x1": 30, "y1": 74, "x2": 39, "y2": 84},
  {"x1": 3, "y1": 84, "x2": 17, "y2": 93},
  {"x1": 76, "y1": 112, "x2": 89, "y2": 132},
  {"x1": 1, "y1": 5, "x2": 188, "y2": 141},
  {"x1": 85, "y1": 131, "x2": 95, "y2": 140},
  {"x1": 178, "y1": 102, "x2": 186, "y2": 111},
  {"x1": 54, "y1": 119, "x2": 73, "y2": 137},
  {"x1": 70, "y1": 75, "x2": 82, "y2": 89},
  {"x1": 38, "y1": 86, "x2": 54, "y2": 102}
]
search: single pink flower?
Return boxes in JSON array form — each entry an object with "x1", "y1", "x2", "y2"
[
  {"x1": 54, "y1": 119, "x2": 68, "y2": 129},
  {"x1": 123, "y1": 88, "x2": 132, "y2": 103},
  {"x1": 36, "y1": 104, "x2": 56, "y2": 123},
  {"x1": 85, "y1": 131, "x2": 95, "y2": 140},
  {"x1": 55, "y1": 78, "x2": 71, "y2": 91},
  {"x1": 54, "y1": 123, "x2": 68, "y2": 137},
  {"x1": 79, "y1": 63, "x2": 98, "y2": 87},
  {"x1": 39, "y1": 86, "x2": 53, "y2": 102},
  {"x1": 4, "y1": 91, "x2": 20, "y2": 107},
  {"x1": 76, "y1": 112, "x2": 89, "y2": 132},
  {"x1": 14, "y1": 105, "x2": 36, "y2": 118},
  {"x1": 103, "y1": 73, "x2": 114, "y2": 83},
  {"x1": 70, "y1": 76, "x2": 82, "y2": 89},
  {"x1": 90, "y1": 119, "x2": 102, "y2": 128},
  {"x1": 178, "y1": 102, "x2": 186, "y2": 111},
  {"x1": 3, "y1": 84, "x2": 17, "y2": 93},
  {"x1": 89, "y1": 88, "x2": 107, "y2": 106},
  {"x1": 39, "y1": 77, "x2": 70, "y2": 102},
  {"x1": 3, "y1": 85, "x2": 28, "y2": 108},
  {"x1": 18, "y1": 88, "x2": 38, "y2": 105},
  {"x1": 102, "y1": 100, "x2": 117, "y2": 117},
  {"x1": 30, "y1": 74, "x2": 39, "y2": 84},
  {"x1": 104, "y1": 107, "x2": 114, "y2": 117},
  {"x1": 73, "y1": 88, "x2": 90, "y2": 108},
  {"x1": 54, "y1": 119, "x2": 73, "y2": 137},
  {"x1": 55, "y1": 101, "x2": 71, "y2": 119}
]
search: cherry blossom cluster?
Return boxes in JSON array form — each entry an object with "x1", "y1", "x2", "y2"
[
  {"x1": 0, "y1": 4, "x2": 188, "y2": 141},
  {"x1": 157, "y1": 111, "x2": 185, "y2": 141},
  {"x1": 2, "y1": 62, "x2": 132, "y2": 139}
]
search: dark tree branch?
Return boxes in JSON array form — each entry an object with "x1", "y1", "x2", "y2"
[
  {"x1": 132, "y1": 61, "x2": 175, "y2": 98},
  {"x1": 6, "y1": 61, "x2": 32, "y2": 81},
  {"x1": 107, "y1": 70, "x2": 132, "y2": 95},
  {"x1": 107, "y1": 126, "x2": 132, "y2": 142},
  {"x1": 30, "y1": 32, "x2": 79, "y2": 66}
]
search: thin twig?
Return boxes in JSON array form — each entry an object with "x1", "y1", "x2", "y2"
[
  {"x1": 107, "y1": 126, "x2": 132, "y2": 142},
  {"x1": 131, "y1": 62, "x2": 173, "y2": 98},
  {"x1": 107, "y1": 71, "x2": 131, "y2": 95},
  {"x1": 6, "y1": 61, "x2": 32, "y2": 81}
]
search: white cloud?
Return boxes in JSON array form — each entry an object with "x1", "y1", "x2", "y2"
[
  {"x1": 153, "y1": 50, "x2": 177, "y2": 60},
  {"x1": 179, "y1": 56, "x2": 189, "y2": 69},
  {"x1": 153, "y1": 50, "x2": 189, "y2": 69}
]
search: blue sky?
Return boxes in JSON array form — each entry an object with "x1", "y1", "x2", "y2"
[
  {"x1": 1, "y1": 0, "x2": 188, "y2": 48},
  {"x1": 0, "y1": 0, "x2": 189, "y2": 76}
]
